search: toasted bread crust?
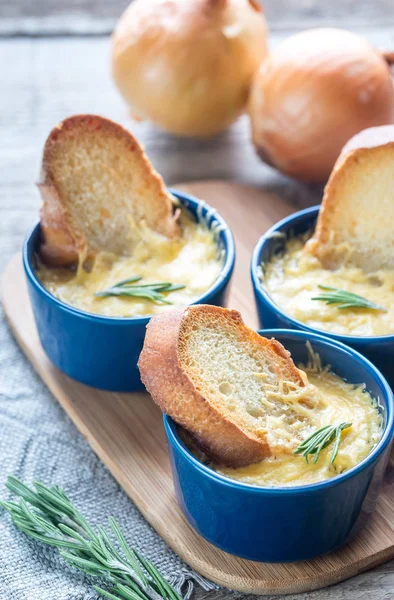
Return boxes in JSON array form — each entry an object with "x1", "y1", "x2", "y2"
[
  {"x1": 39, "y1": 114, "x2": 181, "y2": 266},
  {"x1": 138, "y1": 305, "x2": 304, "y2": 467},
  {"x1": 306, "y1": 125, "x2": 394, "y2": 270},
  {"x1": 39, "y1": 183, "x2": 80, "y2": 265}
]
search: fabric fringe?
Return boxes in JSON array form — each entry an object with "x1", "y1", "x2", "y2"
[{"x1": 168, "y1": 570, "x2": 219, "y2": 599}]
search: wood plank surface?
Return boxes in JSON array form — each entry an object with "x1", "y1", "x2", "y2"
[
  {"x1": 0, "y1": 0, "x2": 393, "y2": 35},
  {"x1": 2, "y1": 181, "x2": 394, "y2": 596}
]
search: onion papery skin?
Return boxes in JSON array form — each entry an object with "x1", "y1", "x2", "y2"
[
  {"x1": 112, "y1": 0, "x2": 268, "y2": 137},
  {"x1": 249, "y1": 28, "x2": 394, "y2": 182}
]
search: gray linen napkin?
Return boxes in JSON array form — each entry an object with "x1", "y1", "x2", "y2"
[{"x1": 0, "y1": 306, "x2": 218, "y2": 599}]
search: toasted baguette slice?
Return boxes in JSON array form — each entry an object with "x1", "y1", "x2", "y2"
[
  {"x1": 39, "y1": 114, "x2": 180, "y2": 266},
  {"x1": 138, "y1": 305, "x2": 307, "y2": 468},
  {"x1": 306, "y1": 125, "x2": 394, "y2": 272}
]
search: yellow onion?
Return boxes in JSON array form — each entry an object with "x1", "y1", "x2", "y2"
[
  {"x1": 112, "y1": 0, "x2": 268, "y2": 137},
  {"x1": 249, "y1": 28, "x2": 394, "y2": 182}
]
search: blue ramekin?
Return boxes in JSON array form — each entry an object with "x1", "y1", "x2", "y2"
[
  {"x1": 164, "y1": 329, "x2": 393, "y2": 562},
  {"x1": 23, "y1": 190, "x2": 235, "y2": 392},
  {"x1": 251, "y1": 206, "x2": 394, "y2": 387}
]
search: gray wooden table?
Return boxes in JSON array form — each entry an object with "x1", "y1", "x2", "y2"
[{"x1": 1, "y1": 1, "x2": 394, "y2": 598}]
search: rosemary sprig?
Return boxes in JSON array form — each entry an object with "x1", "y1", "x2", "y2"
[
  {"x1": 311, "y1": 285, "x2": 386, "y2": 312},
  {"x1": 95, "y1": 276, "x2": 185, "y2": 305},
  {"x1": 0, "y1": 477, "x2": 183, "y2": 600},
  {"x1": 294, "y1": 422, "x2": 352, "y2": 464}
]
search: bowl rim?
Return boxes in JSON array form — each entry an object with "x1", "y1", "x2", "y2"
[
  {"x1": 164, "y1": 328, "x2": 394, "y2": 494},
  {"x1": 23, "y1": 189, "x2": 236, "y2": 325},
  {"x1": 251, "y1": 205, "x2": 394, "y2": 343}
]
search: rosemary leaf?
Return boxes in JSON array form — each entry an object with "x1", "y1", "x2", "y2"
[
  {"x1": 1, "y1": 477, "x2": 183, "y2": 600},
  {"x1": 113, "y1": 276, "x2": 143, "y2": 287},
  {"x1": 94, "y1": 587, "x2": 125, "y2": 600},
  {"x1": 109, "y1": 517, "x2": 148, "y2": 588},
  {"x1": 294, "y1": 422, "x2": 352, "y2": 464},
  {"x1": 135, "y1": 550, "x2": 181, "y2": 600},
  {"x1": 116, "y1": 583, "x2": 149, "y2": 600},
  {"x1": 312, "y1": 285, "x2": 386, "y2": 312},
  {"x1": 95, "y1": 277, "x2": 185, "y2": 304},
  {"x1": 331, "y1": 423, "x2": 348, "y2": 464}
]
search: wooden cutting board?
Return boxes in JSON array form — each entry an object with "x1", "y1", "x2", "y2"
[{"x1": 2, "y1": 180, "x2": 394, "y2": 595}]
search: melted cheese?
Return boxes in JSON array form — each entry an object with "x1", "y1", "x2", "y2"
[
  {"x1": 217, "y1": 365, "x2": 382, "y2": 487},
  {"x1": 36, "y1": 210, "x2": 223, "y2": 317},
  {"x1": 263, "y1": 234, "x2": 394, "y2": 336}
]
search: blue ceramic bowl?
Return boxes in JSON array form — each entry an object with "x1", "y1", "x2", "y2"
[
  {"x1": 23, "y1": 190, "x2": 235, "y2": 392},
  {"x1": 251, "y1": 206, "x2": 394, "y2": 387},
  {"x1": 164, "y1": 329, "x2": 393, "y2": 562}
]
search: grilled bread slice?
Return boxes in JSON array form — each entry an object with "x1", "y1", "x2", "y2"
[
  {"x1": 39, "y1": 114, "x2": 180, "y2": 266},
  {"x1": 138, "y1": 305, "x2": 308, "y2": 468},
  {"x1": 306, "y1": 125, "x2": 394, "y2": 272}
]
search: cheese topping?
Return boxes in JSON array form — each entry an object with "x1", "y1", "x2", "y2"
[
  {"x1": 218, "y1": 362, "x2": 382, "y2": 487},
  {"x1": 183, "y1": 346, "x2": 382, "y2": 487},
  {"x1": 36, "y1": 209, "x2": 223, "y2": 317},
  {"x1": 263, "y1": 234, "x2": 394, "y2": 336}
]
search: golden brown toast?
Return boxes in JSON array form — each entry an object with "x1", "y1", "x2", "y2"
[
  {"x1": 138, "y1": 305, "x2": 307, "y2": 468},
  {"x1": 38, "y1": 115, "x2": 180, "y2": 266},
  {"x1": 306, "y1": 125, "x2": 394, "y2": 272}
]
